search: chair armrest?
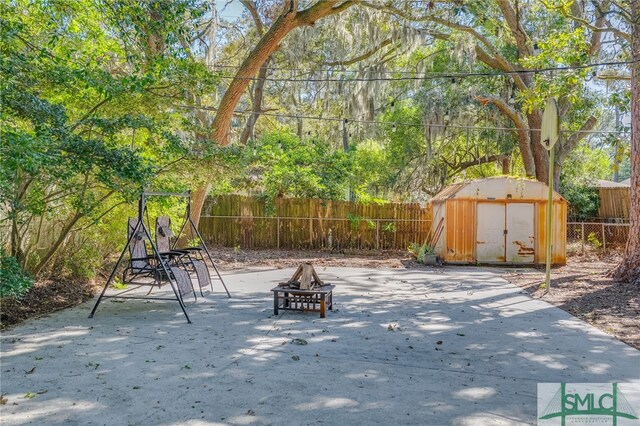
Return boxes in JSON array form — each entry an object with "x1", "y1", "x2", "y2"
[
  {"x1": 130, "y1": 255, "x2": 156, "y2": 262},
  {"x1": 158, "y1": 251, "x2": 187, "y2": 258}
]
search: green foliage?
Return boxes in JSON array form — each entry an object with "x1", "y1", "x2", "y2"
[
  {"x1": 0, "y1": 0, "x2": 219, "y2": 277},
  {"x1": 0, "y1": 251, "x2": 34, "y2": 299},
  {"x1": 408, "y1": 242, "x2": 435, "y2": 263},
  {"x1": 0, "y1": 0, "x2": 631, "y2": 285},
  {"x1": 347, "y1": 213, "x2": 376, "y2": 231},
  {"x1": 560, "y1": 143, "x2": 608, "y2": 220},
  {"x1": 382, "y1": 222, "x2": 396, "y2": 233},
  {"x1": 350, "y1": 141, "x2": 390, "y2": 203},
  {"x1": 561, "y1": 183, "x2": 600, "y2": 220},
  {"x1": 587, "y1": 232, "x2": 602, "y2": 250},
  {"x1": 56, "y1": 244, "x2": 103, "y2": 280},
  {"x1": 244, "y1": 131, "x2": 351, "y2": 201}
]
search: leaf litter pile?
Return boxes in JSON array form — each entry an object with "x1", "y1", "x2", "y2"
[{"x1": 504, "y1": 252, "x2": 639, "y2": 350}]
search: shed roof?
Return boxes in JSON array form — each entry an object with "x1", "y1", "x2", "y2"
[{"x1": 430, "y1": 176, "x2": 566, "y2": 203}]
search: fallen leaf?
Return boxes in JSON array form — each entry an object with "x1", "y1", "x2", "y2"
[
  {"x1": 0, "y1": 395, "x2": 7, "y2": 405},
  {"x1": 291, "y1": 355, "x2": 300, "y2": 361},
  {"x1": 291, "y1": 338, "x2": 307, "y2": 345},
  {"x1": 24, "y1": 367, "x2": 36, "y2": 375}
]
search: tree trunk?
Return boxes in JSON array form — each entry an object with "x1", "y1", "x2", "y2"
[
  {"x1": 193, "y1": 1, "x2": 354, "y2": 226},
  {"x1": 33, "y1": 211, "x2": 83, "y2": 276},
  {"x1": 612, "y1": 0, "x2": 640, "y2": 284},
  {"x1": 527, "y1": 111, "x2": 550, "y2": 184},
  {"x1": 210, "y1": 1, "x2": 353, "y2": 146},
  {"x1": 502, "y1": 155, "x2": 511, "y2": 175},
  {"x1": 190, "y1": 183, "x2": 211, "y2": 232},
  {"x1": 239, "y1": 57, "x2": 271, "y2": 145},
  {"x1": 211, "y1": 11, "x2": 298, "y2": 146}
]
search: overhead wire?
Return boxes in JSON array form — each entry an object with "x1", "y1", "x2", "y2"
[
  {"x1": 175, "y1": 104, "x2": 630, "y2": 135},
  {"x1": 207, "y1": 60, "x2": 638, "y2": 83}
]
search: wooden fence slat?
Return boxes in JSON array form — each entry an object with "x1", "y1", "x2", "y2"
[{"x1": 199, "y1": 195, "x2": 433, "y2": 250}]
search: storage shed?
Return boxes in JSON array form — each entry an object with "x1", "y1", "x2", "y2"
[{"x1": 429, "y1": 177, "x2": 567, "y2": 265}]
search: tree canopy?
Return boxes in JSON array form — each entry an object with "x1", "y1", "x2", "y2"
[{"x1": 0, "y1": 0, "x2": 636, "y2": 283}]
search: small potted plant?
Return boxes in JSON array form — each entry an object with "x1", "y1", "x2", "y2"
[
  {"x1": 408, "y1": 242, "x2": 438, "y2": 265},
  {"x1": 422, "y1": 244, "x2": 437, "y2": 265}
]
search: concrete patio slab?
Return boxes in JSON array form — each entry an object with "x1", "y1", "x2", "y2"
[{"x1": 1, "y1": 266, "x2": 638, "y2": 425}]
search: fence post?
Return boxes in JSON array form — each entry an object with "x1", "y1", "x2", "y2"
[
  {"x1": 581, "y1": 222, "x2": 585, "y2": 254},
  {"x1": 376, "y1": 219, "x2": 380, "y2": 250},
  {"x1": 277, "y1": 216, "x2": 280, "y2": 249},
  {"x1": 602, "y1": 223, "x2": 606, "y2": 252}
]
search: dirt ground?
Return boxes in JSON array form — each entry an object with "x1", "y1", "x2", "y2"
[
  {"x1": 2, "y1": 248, "x2": 638, "y2": 351},
  {"x1": 213, "y1": 247, "x2": 415, "y2": 269},
  {"x1": 0, "y1": 278, "x2": 95, "y2": 329},
  {"x1": 503, "y1": 252, "x2": 640, "y2": 350}
]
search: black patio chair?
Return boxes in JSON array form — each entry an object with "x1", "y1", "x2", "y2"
[
  {"x1": 156, "y1": 216, "x2": 212, "y2": 296},
  {"x1": 123, "y1": 218, "x2": 196, "y2": 301}
]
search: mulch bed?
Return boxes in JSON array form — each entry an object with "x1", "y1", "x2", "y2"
[
  {"x1": 0, "y1": 278, "x2": 96, "y2": 330},
  {"x1": 504, "y1": 252, "x2": 640, "y2": 350}
]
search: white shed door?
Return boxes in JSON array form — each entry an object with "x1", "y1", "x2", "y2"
[
  {"x1": 506, "y1": 203, "x2": 535, "y2": 263},
  {"x1": 476, "y1": 203, "x2": 506, "y2": 262}
]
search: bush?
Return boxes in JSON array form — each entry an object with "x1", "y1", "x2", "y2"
[
  {"x1": 408, "y1": 242, "x2": 435, "y2": 263},
  {"x1": 0, "y1": 252, "x2": 34, "y2": 299}
]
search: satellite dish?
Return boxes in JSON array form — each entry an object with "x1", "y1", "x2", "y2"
[{"x1": 540, "y1": 97, "x2": 559, "y2": 151}]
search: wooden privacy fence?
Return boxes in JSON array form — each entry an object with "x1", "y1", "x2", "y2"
[{"x1": 199, "y1": 195, "x2": 432, "y2": 250}]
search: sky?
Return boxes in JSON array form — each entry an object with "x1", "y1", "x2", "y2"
[{"x1": 215, "y1": 0, "x2": 245, "y2": 20}]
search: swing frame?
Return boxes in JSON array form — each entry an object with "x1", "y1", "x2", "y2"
[{"x1": 88, "y1": 191, "x2": 230, "y2": 323}]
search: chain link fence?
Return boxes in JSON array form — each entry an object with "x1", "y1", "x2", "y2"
[
  {"x1": 567, "y1": 222, "x2": 629, "y2": 254},
  {"x1": 201, "y1": 216, "x2": 630, "y2": 255}
]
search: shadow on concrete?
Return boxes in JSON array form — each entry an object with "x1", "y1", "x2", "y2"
[{"x1": 1, "y1": 266, "x2": 638, "y2": 425}]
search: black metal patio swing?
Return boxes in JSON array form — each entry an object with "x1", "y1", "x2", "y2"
[{"x1": 89, "y1": 191, "x2": 230, "y2": 323}]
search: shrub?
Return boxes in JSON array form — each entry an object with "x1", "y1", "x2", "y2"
[
  {"x1": 408, "y1": 242, "x2": 435, "y2": 263},
  {"x1": 0, "y1": 252, "x2": 34, "y2": 299},
  {"x1": 587, "y1": 232, "x2": 602, "y2": 249}
]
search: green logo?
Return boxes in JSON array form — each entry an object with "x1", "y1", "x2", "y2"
[{"x1": 539, "y1": 383, "x2": 638, "y2": 425}]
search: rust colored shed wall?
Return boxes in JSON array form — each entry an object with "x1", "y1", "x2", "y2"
[
  {"x1": 535, "y1": 200, "x2": 567, "y2": 265},
  {"x1": 444, "y1": 199, "x2": 476, "y2": 262},
  {"x1": 430, "y1": 177, "x2": 567, "y2": 265}
]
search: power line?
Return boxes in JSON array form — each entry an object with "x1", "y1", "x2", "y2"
[
  {"x1": 176, "y1": 104, "x2": 630, "y2": 135},
  {"x1": 208, "y1": 59, "x2": 634, "y2": 77},
  {"x1": 208, "y1": 60, "x2": 638, "y2": 83}
]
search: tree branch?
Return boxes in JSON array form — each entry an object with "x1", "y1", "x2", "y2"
[
  {"x1": 556, "y1": 116, "x2": 599, "y2": 163},
  {"x1": 324, "y1": 38, "x2": 393, "y2": 66},
  {"x1": 210, "y1": 0, "x2": 356, "y2": 145},
  {"x1": 68, "y1": 97, "x2": 112, "y2": 132},
  {"x1": 360, "y1": 1, "x2": 528, "y2": 89},
  {"x1": 476, "y1": 95, "x2": 536, "y2": 177},
  {"x1": 496, "y1": 0, "x2": 531, "y2": 56}
]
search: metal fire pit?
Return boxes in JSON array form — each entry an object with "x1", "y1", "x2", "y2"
[{"x1": 271, "y1": 263, "x2": 334, "y2": 318}]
